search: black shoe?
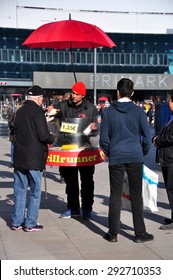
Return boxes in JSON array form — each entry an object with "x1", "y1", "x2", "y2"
[
  {"x1": 11, "y1": 224, "x2": 23, "y2": 231},
  {"x1": 24, "y1": 224, "x2": 43, "y2": 232},
  {"x1": 134, "y1": 232, "x2": 154, "y2": 243},
  {"x1": 164, "y1": 218, "x2": 173, "y2": 225},
  {"x1": 159, "y1": 222, "x2": 173, "y2": 230},
  {"x1": 83, "y1": 210, "x2": 91, "y2": 220},
  {"x1": 59, "y1": 176, "x2": 65, "y2": 184},
  {"x1": 103, "y1": 232, "x2": 117, "y2": 242}
]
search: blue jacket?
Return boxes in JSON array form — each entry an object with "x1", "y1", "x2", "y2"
[{"x1": 99, "y1": 101, "x2": 151, "y2": 165}]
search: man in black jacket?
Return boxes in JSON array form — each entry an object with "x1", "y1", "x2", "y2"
[
  {"x1": 59, "y1": 81, "x2": 98, "y2": 220},
  {"x1": 11, "y1": 85, "x2": 54, "y2": 232},
  {"x1": 153, "y1": 92, "x2": 173, "y2": 230}
]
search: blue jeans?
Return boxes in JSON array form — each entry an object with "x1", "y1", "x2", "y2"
[{"x1": 12, "y1": 169, "x2": 43, "y2": 227}]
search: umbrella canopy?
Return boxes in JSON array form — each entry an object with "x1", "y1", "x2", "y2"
[
  {"x1": 98, "y1": 96, "x2": 109, "y2": 101},
  {"x1": 22, "y1": 18, "x2": 116, "y2": 104},
  {"x1": 23, "y1": 19, "x2": 116, "y2": 49}
]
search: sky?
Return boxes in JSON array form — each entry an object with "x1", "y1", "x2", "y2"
[{"x1": 0, "y1": 0, "x2": 173, "y2": 33}]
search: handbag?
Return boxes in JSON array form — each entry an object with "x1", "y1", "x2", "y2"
[{"x1": 122, "y1": 165, "x2": 159, "y2": 212}]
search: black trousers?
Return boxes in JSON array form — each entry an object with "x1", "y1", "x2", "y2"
[
  {"x1": 162, "y1": 166, "x2": 173, "y2": 218},
  {"x1": 61, "y1": 165, "x2": 95, "y2": 212},
  {"x1": 108, "y1": 163, "x2": 146, "y2": 236}
]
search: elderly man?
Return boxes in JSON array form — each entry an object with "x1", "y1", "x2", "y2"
[{"x1": 11, "y1": 85, "x2": 54, "y2": 232}]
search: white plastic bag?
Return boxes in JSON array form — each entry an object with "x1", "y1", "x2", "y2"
[
  {"x1": 142, "y1": 165, "x2": 159, "y2": 212},
  {"x1": 122, "y1": 165, "x2": 159, "y2": 212}
]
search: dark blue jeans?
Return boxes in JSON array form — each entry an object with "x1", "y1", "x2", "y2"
[
  {"x1": 61, "y1": 165, "x2": 95, "y2": 212},
  {"x1": 108, "y1": 163, "x2": 146, "y2": 236}
]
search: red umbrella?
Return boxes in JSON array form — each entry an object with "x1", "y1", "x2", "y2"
[
  {"x1": 23, "y1": 19, "x2": 116, "y2": 50},
  {"x1": 98, "y1": 96, "x2": 108, "y2": 101},
  {"x1": 22, "y1": 16, "x2": 116, "y2": 103}
]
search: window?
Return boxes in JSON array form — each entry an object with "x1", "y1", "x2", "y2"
[
  {"x1": 21, "y1": 51, "x2": 26, "y2": 62},
  {"x1": 120, "y1": 54, "x2": 124, "y2": 64},
  {"x1": 81, "y1": 53, "x2": 86, "y2": 64},
  {"x1": 136, "y1": 54, "x2": 141, "y2": 65},
  {"x1": 53, "y1": 52, "x2": 58, "y2": 63},
  {"x1": 87, "y1": 53, "x2": 92, "y2": 64},
  {"x1": 41, "y1": 51, "x2": 46, "y2": 63},
  {"x1": 115, "y1": 54, "x2": 120, "y2": 64},
  {"x1": 47, "y1": 52, "x2": 52, "y2": 63},
  {"x1": 142, "y1": 54, "x2": 146, "y2": 65},
  {"x1": 98, "y1": 53, "x2": 103, "y2": 64},
  {"x1": 148, "y1": 54, "x2": 153, "y2": 65},
  {"x1": 110, "y1": 53, "x2": 114, "y2": 64},
  {"x1": 59, "y1": 52, "x2": 64, "y2": 63},
  {"x1": 125, "y1": 54, "x2": 130, "y2": 64},
  {"x1": 103, "y1": 53, "x2": 109, "y2": 64},
  {"x1": 26, "y1": 51, "x2": 31, "y2": 62},
  {"x1": 65, "y1": 52, "x2": 69, "y2": 63},
  {"x1": 158, "y1": 54, "x2": 163, "y2": 65},
  {"x1": 31, "y1": 51, "x2": 34, "y2": 62},
  {"x1": 131, "y1": 54, "x2": 135, "y2": 64},
  {"x1": 164, "y1": 54, "x2": 168, "y2": 65},
  {"x1": 35, "y1": 51, "x2": 40, "y2": 62},
  {"x1": 9, "y1": 50, "x2": 15, "y2": 62},
  {"x1": 76, "y1": 52, "x2": 80, "y2": 63},
  {"x1": 2, "y1": 50, "x2": 8, "y2": 61},
  {"x1": 153, "y1": 54, "x2": 158, "y2": 65}
]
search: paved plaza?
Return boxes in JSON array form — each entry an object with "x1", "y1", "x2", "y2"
[{"x1": 0, "y1": 132, "x2": 173, "y2": 260}]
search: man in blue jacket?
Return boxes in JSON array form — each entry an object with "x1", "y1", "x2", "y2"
[
  {"x1": 100, "y1": 78, "x2": 154, "y2": 243},
  {"x1": 11, "y1": 85, "x2": 54, "y2": 232}
]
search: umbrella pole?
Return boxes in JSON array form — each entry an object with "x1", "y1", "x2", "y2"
[
  {"x1": 70, "y1": 48, "x2": 77, "y2": 83},
  {"x1": 94, "y1": 48, "x2": 97, "y2": 105}
]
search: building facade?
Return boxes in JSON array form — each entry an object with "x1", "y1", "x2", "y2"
[{"x1": 0, "y1": 0, "x2": 173, "y2": 103}]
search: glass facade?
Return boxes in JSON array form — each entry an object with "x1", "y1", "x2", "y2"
[{"x1": 1, "y1": 27, "x2": 173, "y2": 80}]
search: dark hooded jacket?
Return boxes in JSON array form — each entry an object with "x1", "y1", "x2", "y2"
[
  {"x1": 99, "y1": 100, "x2": 151, "y2": 165},
  {"x1": 13, "y1": 100, "x2": 54, "y2": 170},
  {"x1": 154, "y1": 115, "x2": 173, "y2": 167},
  {"x1": 56, "y1": 96, "x2": 99, "y2": 148},
  {"x1": 59, "y1": 96, "x2": 98, "y2": 119}
]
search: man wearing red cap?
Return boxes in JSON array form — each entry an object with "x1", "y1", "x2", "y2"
[{"x1": 58, "y1": 81, "x2": 98, "y2": 220}]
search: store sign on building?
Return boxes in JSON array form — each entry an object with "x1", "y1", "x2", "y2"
[
  {"x1": 90, "y1": 74, "x2": 173, "y2": 90},
  {"x1": 34, "y1": 72, "x2": 173, "y2": 91}
]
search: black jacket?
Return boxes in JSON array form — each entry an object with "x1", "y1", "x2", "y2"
[
  {"x1": 14, "y1": 100, "x2": 54, "y2": 170},
  {"x1": 154, "y1": 117, "x2": 173, "y2": 167},
  {"x1": 59, "y1": 97, "x2": 98, "y2": 119},
  {"x1": 57, "y1": 97, "x2": 99, "y2": 148}
]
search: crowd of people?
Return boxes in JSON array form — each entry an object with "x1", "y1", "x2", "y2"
[{"x1": 7, "y1": 78, "x2": 173, "y2": 241}]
